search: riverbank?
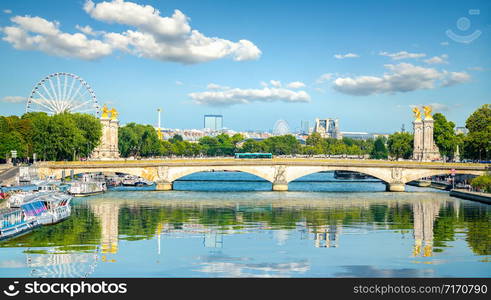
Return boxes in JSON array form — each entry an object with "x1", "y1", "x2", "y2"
[{"x1": 450, "y1": 189, "x2": 491, "y2": 204}]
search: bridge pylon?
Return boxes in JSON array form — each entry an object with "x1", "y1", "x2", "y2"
[{"x1": 156, "y1": 181, "x2": 173, "y2": 191}]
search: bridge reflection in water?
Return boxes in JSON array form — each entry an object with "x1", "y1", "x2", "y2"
[{"x1": 1, "y1": 189, "x2": 488, "y2": 278}]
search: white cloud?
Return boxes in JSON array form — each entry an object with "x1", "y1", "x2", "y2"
[
  {"x1": 189, "y1": 83, "x2": 310, "y2": 106},
  {"x1": 175, "y1": 80, "x2": 183, "y2": 85},
  {"x1": 409, "y1": 103, "x2": 449, "y2": 112},
  {"x1": 440, "y1": 41, "x2": 449, "y2": 46},
  {"x1": 428, "y1": 103, "x2": 450, "y2": 112},
  {"x1": 1, "y1": 0, "x2": 261, "y2": 64},
  {"x1": 270, "y1": 80, "x2": 281, "y2": 87},
  {"x1": 334, "y1": 53, "x2": 359, "y2": 59},
  {"x1": 83, "y1": 0, "x2": 261, "y2": 63},
  {"x1": 379, "y1": 51, "x2": 426, "y2": 60},
  {"x1": 84, "y1": 0, "x2": 190, "y2": 40},
  {"x1": 1, "y1": 15, "x2": 113, "y2": 60},
  {"x1": 2, "y1": 96, "x2": 25, "y2": 103},
  {"x1": 424, "y1": 54, "x2": 448, "y2": 64},
  {"x1": 207, "y1": 83, "x2": 230, "y2": 90},
  {"x1": 332, "y1": 63, "x2": 470, "y2": 96},
  {"x1": 467, "y1": 66, "x2": 484, "y2": 71},
  {"x1": 75, "y1": 24, "x2": 104, "y2": 36},
  {"x1": 441, "y1": 70, "x2": 471, "y2": 87},
  {"x1": 286, "y1": 81, "x2": 306, "y2": 89},
  {"x1": 3, "y1": 9, "x2": 12, "y2": 14},
  {"x1": 315, "y1": 73, "x2": 333, "y2": 84}
]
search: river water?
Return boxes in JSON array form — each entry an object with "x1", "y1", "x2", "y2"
[{"x1": 0, "y1": 172, "x2": 489, "y2": 278}]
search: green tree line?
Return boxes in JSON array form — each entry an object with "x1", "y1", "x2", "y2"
[
  {"x1": 0, "y1": 104, "x2": 488, "y2": 161},
  {"x1": 0, "y1": 112, "x2": 102, "y2": 161}
]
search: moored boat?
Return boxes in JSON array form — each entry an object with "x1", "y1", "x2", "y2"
[
  {"x1": 334, "y1": 170, "x2": 372, "y2": 180},
  {"x1": 68, "y1": 174, "x2": 107, "y2": 197},
  {"x1": 0, "y1": 207, "x2": 40, "y2": 241},
  {"x1": 8, "y1": 185, "x2": 73, "y2": 226}
]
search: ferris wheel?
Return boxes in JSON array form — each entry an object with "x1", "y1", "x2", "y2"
[{"x1": 26, "y1": 72, "x2": 100, "y2": 116}]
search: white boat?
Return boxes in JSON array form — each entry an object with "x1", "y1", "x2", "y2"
[
  {"x1": 0, "y1": 207, "x2": 40, "y2": 241},
  {"x1": 68, "y1": 174, "x2": 107, "y2": 197},
  {"x1": 8, "y1": 185, "x2": 72, "y2": 226},
  {"x1": 34, "y1": 194, "x2": 72, "y2": 225},
  {"x1": 121, "y1": 175, "x2": 153, "y2": 186}
]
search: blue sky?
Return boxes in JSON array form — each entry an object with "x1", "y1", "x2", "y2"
[{"x1": 0, "y1": 0, "x2": 490, "y2": 133}]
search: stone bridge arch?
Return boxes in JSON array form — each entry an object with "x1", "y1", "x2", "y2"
[
  {"x1": 165, "y1": 165, "x2": 276, "y2": 183},
  {"x1": 37, "y1": 167, "x2": 156, "y2": 182},
  {"x1": 284, "y1": 166, "x2": 393, "y2": 183},
  {"x1": 402, "y1": 169, "x2": 484, "y2": 184}
]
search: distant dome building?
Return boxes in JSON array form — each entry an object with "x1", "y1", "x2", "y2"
[{"x1": 273, "y1": 120, "x2": 290, "y2": 135}]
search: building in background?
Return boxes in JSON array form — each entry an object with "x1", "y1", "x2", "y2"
[
  {"x1": 455, "y1": 126, "x2": 469, "y2": 135},
  {"x1": 204, "y1": 114, "x2": 223, "y2": 131},
  {"x1": 341, "y1": 131, "x2": 373, "y2": 140},
  {"x1": 313, "y1": 118, "x2": 341, "y2": 139},
  {"x1": 372, "y1": 133, "x2": 390, "y2": 140},
  {"x1": 300, "y1": 120, "x2": 310, "y2": 134}
]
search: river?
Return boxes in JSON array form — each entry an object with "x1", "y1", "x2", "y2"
[{"x1": 0, "y1": 172, "x2": 489, "y2": 277}]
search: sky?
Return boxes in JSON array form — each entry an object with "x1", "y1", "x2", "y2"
[{"x1": 0, "y1": 0, "x2": 490, "y2": 133}]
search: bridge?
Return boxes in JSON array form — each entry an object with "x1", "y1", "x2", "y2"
[{"x1": 34, "y1": 158, "x2": 489, "y2": 192}]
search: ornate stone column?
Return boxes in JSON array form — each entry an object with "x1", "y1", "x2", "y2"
[
  {"x1": 421, "y1": 106, "x2": 441, "y2": 161},
  {"x1": 422, "y1": 118, "x2": 435, "y2": 161},
  {"x1": 91, "y1": 105, "x2": 121, "y2": 160},
  {"x1": 412, "y1": 119, "x2": 423, "y2": 160}
]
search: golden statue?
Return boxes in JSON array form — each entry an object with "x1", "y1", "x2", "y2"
[
  {"x1": 423, "y1": 105, "x2": 432, "y2": 119},
  {"x1": 101, "y1": 104, "x2": 109, "y2": 118},
  {"x1": 109, "y1": 108, "x2": 118, "y2": 120},
  {"x1": 412, "y1": 107, "x2": 422, "y2": 121}
]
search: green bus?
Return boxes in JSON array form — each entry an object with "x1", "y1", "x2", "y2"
[{"x1": 234, "y1": 153, "x2": 273, "y2": 159}]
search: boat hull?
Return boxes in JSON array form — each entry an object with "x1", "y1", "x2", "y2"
[
  {"x1": 0, "y1": 221, "x2": 40, "y2": 241},
  {"x1": 70, "y1": 190, "x2": 104, "y2": 197}
]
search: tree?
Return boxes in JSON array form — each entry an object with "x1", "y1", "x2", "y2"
[
  {"x1": 433, "y1": 113, "x2": 459, "y2": 160},
  {"x1": 241, "y1": 139, "x2": 266, "y2": 153},
  {"x1": 263, "y1": 135, "x2": 300, "y2": 155},
  {"x1": 0, "y1": 131, "x2": 27, "y2": 160},
  {"x1": 22, "y1": 112, "x2": 50, "y2": 160},
  {"x1": 230, "y1": 133, "x2": 245, "y2": 145},
  {"x1": 305, "y1": 132, "x2": 324, "y2": 154},
  {"x1": 140, "y1": 125, "x2": 161, "y2": 156},
  {"x1": 470, "y1": 174, "x2": 491, "y2": 193},
  {"x1": 160, "y1": 140, "x2": 174, "y2": 156},
  {"x1": 49, "y1": 113, "x2": 85, "y2": 160},
  {"x1": 71, "y1": 113, "x2": 102, "y2": 156},
  {"x1": 198, "y1": 136, "x2": 219, "y2": 156},
  {"x1": 169, "y1": 134, "x2": 183, "y2": 143},
  {"x1": 306, "y1": 132, "x2": 323, "y2": 147},
  {"x1": 464, "y1": 104, "x2": 491, "y2": 160},
  {"x1": 119, "y1": 123, "x2": 140, "y2": 157},
  {"x1": 0, "y1": 116, "x2": 32, "y2": 160},
  {"x1": 118, "y1": 123, "x2": 160, "y2": 157},
  {"x1": 387, "y1": 132, "x2": 413, "y2": 159},
  {"x1": 370, "y1": 137, "x2": 388, "y2": 159}
]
